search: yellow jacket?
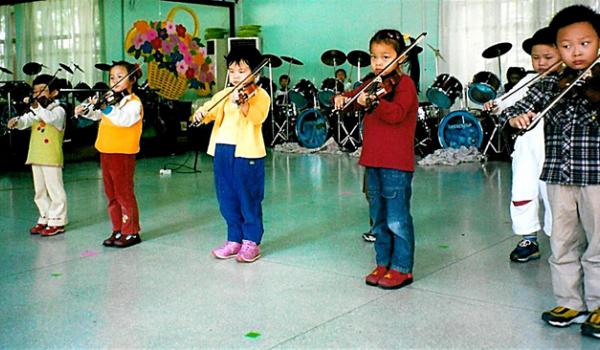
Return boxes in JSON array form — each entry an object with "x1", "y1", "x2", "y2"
[{"x1": 198, "y1": 87, "x2": 270, "y2": 158}]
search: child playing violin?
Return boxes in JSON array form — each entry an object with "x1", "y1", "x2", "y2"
[
  {"x1": 191, "y1": 47, "x2": 270, "y2": 263},
  {"x1": 74, "y1": 61, "x2": 144, "y2": 248},
  {"x1": 501, "y1": 5, "x2": 600, "y2": 339},
  {"x1": 334, "y1": 29, "x2": 419, "y2": 289},
  {"x1": 490, "y1": 27, "x2": 561, "y2": 263},
  {"x1": 7, "y1": 74, "x2": 68, "y2": 236}
]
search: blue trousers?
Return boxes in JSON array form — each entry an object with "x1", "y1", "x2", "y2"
[
  {"x1": 213, "y1": 144, "x2": 265, "y2": 244},
  {"x1": 366, "y1": 167, "x2": 414, "y2": 273}
]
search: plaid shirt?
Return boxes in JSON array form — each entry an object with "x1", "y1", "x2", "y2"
[{"x1": 501, "y1": 74, "x2": 600, "y2": 186}]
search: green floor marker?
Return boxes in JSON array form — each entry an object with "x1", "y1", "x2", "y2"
[
  {"x1": 245, "y1": 331, "x2": 261, "y2": 339},
  {"x1": 51, "y1": 273, "x2": 62, "y2": 277},
  {"x1": 438, "y1": 244, "x2": 449, "y2": 249}
]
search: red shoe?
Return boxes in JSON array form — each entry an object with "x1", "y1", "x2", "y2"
[
  {"x1": 365, "y1": 266, "x2": 388, "y2": 286},
  {"x1": 378, "y1": 269, "x2": 413, "y2": 290},
  {"x1": 40, "y1": 226, "x2": 65, "y2": 236},
  {"x1": 30, "y1": 224, "x2": 46, "y2": 235}
]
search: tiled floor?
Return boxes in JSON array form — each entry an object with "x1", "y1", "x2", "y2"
[{"x1": 0, "y1": 151, "x2": 596, "y2": 349}]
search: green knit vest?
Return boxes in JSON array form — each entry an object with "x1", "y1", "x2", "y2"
[{"x1": 25, "y1": 114, "x2": 65, "y2": 167}]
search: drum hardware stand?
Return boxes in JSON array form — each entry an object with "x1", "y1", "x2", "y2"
[
  {"x1": 271, "y1": 103, "x2": 293, "y2": 146},
  {"x1": 481, "y1": 114, "x2": 509, "y2": 161},
  {"x1": 336, "y1": 110, "x2": 362, "y2": 150}
]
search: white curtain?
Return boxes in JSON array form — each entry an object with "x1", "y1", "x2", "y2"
[
  {"x1": 0, "y1": 5, "x2": 15, "y2": 79},
  {"x1": 438, "y1": 0, "x2": 600, "y2": 102},
  {"x1": 16, "y1": 0, "x2": 103, "y2": 85}
]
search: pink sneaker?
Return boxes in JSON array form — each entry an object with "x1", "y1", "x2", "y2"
[
  {"x1": 236, "y1": 240, "x2": 261, "y2": 263},
  {"x1": 212, "y1": 241, "x2": 242, "y2": 259}
]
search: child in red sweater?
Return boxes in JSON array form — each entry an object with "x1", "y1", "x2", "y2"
[{"x1": 335, "y1": 29, "x2": 419, "y2": 289}]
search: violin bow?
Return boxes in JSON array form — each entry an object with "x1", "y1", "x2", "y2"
[
  {"x1": 190, "y1": 57, "x2": 271, "y2": 126},
  {"x1": 516, "y1": 54, "x2": 600, "y2": 138},
  {"x1": 337, "y1": 32, "x2": 427, "y2": 112},
  {"x1": 495, "y1": 60, "x2": 563, "y2": 105}
]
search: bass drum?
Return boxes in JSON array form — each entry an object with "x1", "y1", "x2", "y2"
[
  {"x1": 295, "y1": 108, "x2": 330, "y2": 149},
  {"x1": 437, "y1": 110, "x2": 483, "y2": 149}
]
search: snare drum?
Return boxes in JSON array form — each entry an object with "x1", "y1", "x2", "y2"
[
  {"x1": 417, "y1": 102, "x2": 442, "y2": 121},
  {"x1": 288, "y1": 79, "x2": 317, "y2": 110},
  {"x1": 437, "y1": 110, "x2": 484, "y2": 149},
  {"x1": 426, "y1": 74, "x2": 463, "y2": 109},
  {"x1": 468, "y1": 71, "x2": 500, "y2": 104},
  {"x1": 296, "y1": 108, "x2": 330, "y2": 149}
]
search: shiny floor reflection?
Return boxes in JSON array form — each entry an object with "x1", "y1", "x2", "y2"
[{"x1": 0, "y1": 151, "x2": 595, "y2": 349}]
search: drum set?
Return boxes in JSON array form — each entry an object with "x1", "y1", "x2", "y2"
[
  {"x1": 268, "y1": 48, "x2": 370, "y2": 152},
  {"x1": 417, "y1": 41, "x2": 514, "y2": 158}
]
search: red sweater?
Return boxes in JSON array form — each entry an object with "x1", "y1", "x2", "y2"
[{"x1": 347, "y1": 74, "x2": 418, "y2": 171}]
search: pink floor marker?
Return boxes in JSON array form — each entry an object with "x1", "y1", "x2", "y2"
[{"x1": 80, "y1": 250, "x2": 98, "y2": 257}]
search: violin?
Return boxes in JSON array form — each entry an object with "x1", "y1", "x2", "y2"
[
  {"x1": 235, "y1": 82, "x2": 258, "y2": 105},
  {"x1": 558, "y1": 64, "x2": 600, "y2": 105},
  {"x1": 364, "y1": 71, "x2": 402, "y2": 112},
  {"x1": 80, "y1": 90, "x2": 129, "y2": 114}
]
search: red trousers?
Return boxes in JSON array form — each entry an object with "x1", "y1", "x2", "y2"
[{"x1": 100, "y1": 153, "x2": 140, "y2": 234}]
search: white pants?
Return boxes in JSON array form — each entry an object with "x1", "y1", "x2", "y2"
[
  {"x1": 32, "y1": 165, "x2": 68, "y2": 226},
  {"x1": 510, "y1": 119, "x2": 551, "y2": 236}
]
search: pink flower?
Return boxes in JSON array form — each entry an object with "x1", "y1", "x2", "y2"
[
  {"x1": 162, "y1": 40, "x2": 175, "y2": 54},
  {"x1": 176, "y1": 61, "x2": 188, "y2": 75},
  {"x1": 165, "y1": 21, "x2": 176, "y2": 35},
  {"x1": 183, "y1": 53, "x2": 193, "y2": 65},
  {"x1": 133, "y1": 34, "x2": 145, "y2": 49},
  {"x1": 145, "y1": 29, "x2": 158, "y2": 41},
  {"x1": 178, "y1": 41, "x2": 189, "y2": 55}
]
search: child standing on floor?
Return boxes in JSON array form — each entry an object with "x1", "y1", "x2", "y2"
[
  {"x1": 501, "y1": 5, "x2": 600, "y2": 339},
  {"x1": 191, "y1": 47, "x2": 270, "y2": 263},
  {"x1": 492, "y1": 27, "x2": 561, "y2": 263},
  {"x1": 75, "y1": 61, "x2": 144, "y2": 248},
  {"x1": 8, "y1": 74, "x2": 68, "y2": 236},
  {"x1": 334, "y1": 29, "x2": 419, "y2": 289}
]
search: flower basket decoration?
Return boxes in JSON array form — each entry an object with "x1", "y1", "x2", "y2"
[{"x1": 124, "y1": 6, "x2": 215, "y2": 100}]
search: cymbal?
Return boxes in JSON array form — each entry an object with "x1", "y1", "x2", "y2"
[
  {"x1": 22, "y1": 62, "x2": 45, "y2": 75},
  {"x1": 280, "y1": 55, "x2": 304, "y2": 66},
  {"x1": 482, "y1": 42, "x2": 512, "y2": 59},
  {"x1": 321, "y1": 49, "x2": 346, "y2": 66},
  {"x1": 347, "y1": 50, "x2": 370, "y2": 67},
  {"x1": 59, "y1": 63, "x2": 74, "y2": 74},
  {"x1": 94, "y1": 63, "x2": 112, "y2": 72},
  {"x1": 263, "y1": 54, "x2": 282, "y2": 68},
  {"x1": 0, "y1": 66, "x2": 12, "y2": 75}
]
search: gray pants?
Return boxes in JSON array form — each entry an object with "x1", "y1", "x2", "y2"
[{"x1": 547, "y1": 184, "x2": 600, "y2": 311}]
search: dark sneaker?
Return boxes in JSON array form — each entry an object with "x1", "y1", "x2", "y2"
[
  {"x1": 542, "y1": 306, "x2": 588, "y2": 327},
  {"x1": 510, "y1": 239, "x2": 540, "y2": 262},
  {"x1": 113, "y1": 233, "x2": 142, "y2": 248},
  {"x1": 362, "y1": 232, "x2": 376, "y2": 242},
  {"x1": 582, "y1": 308, "x2": 600, "y2": 339}
]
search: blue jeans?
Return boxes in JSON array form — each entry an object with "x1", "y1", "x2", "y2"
[
  {"x1": 213, "y1": 144, "x2": 265, "y2": 244},
  {"x1": 366, "y1": 167, "x2": 414, "y2": 273}
]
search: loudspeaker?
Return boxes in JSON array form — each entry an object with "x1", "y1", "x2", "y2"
[
  {"x1": 227, "y1": 37, "x2": 261, "y2": 52},
  {"x1": 206, "y1": 38, "x2": 228, "y2": 92}
]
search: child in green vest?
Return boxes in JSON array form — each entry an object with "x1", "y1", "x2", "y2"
[{"x1": 8, "y1": 74, "x2": 68, "y2": 236}]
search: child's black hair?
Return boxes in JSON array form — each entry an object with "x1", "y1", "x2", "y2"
[
  {"x1": 522, "y1": 27, "x2": 556, "y2": 55},
  {"x1": 32, "y1": 74, "x2": 60, "y2": 92},
  {"x1": 549, "y1": 5, "x2": 600, "y2": 41},
  {"x1": 369, "y1": 29, "x2": 421, "y2": 93},
  {"x1": 225, "y1": 47, "x2": 263, "y2": 71},
  {"x1": 279, "y1": 74, "x2": 290, "y2": 83},
  {"x1": 369, "y1": 29, "x2": 421, "y2": 91},
  {"x1": 110, "y1": 60, "x2": 142, "y2": 83},
  {"x1": 335, "y1": 68, "x2": 347, "y2": 76}
]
